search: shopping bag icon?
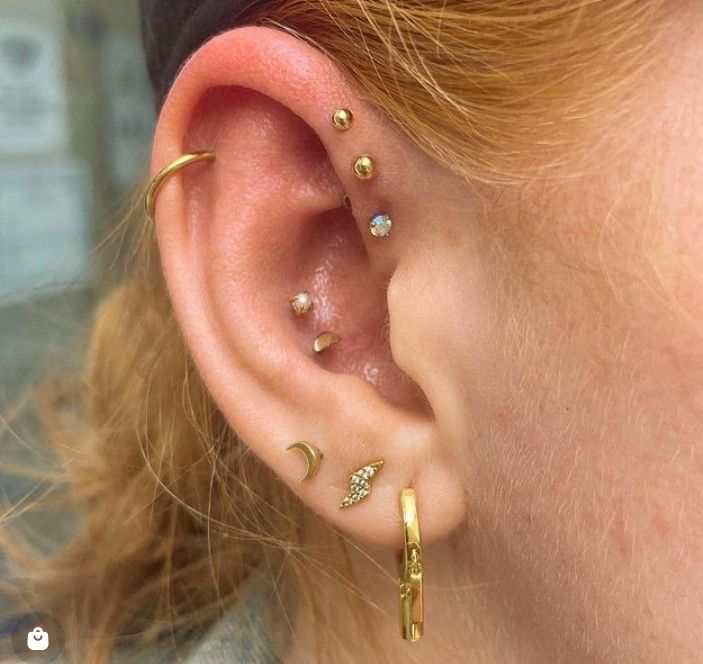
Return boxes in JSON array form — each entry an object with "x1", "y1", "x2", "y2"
[{"x1": 27, "y1": 626, "x2": 49, "y2": 651}]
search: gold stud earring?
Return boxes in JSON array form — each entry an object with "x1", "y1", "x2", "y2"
[
  {"x1": 353, "y1": 155, "x2": 376, "y2": 180},
  {"x1": 369, "y1": 213, "x2": 392, "y2": 238},
  {"x1": 339, "y1": 460, "x2": 384, "y2": 508},
  {"x1": 313, "y1": 331, "x2": 341, "y2": 353},
  {"x1": 332, "y1": 108, "x2": 354, "y2": 131},
  {"x1": 290, "y1": 291, "x2": 313, "y2": 316},
  {"x1": 398, "y1": 488, "x2": 424, "y2": 642},
  {"x1": 287, "y1": 442, "x2": 323, "y2": 481}
]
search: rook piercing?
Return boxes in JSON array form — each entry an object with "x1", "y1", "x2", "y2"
[
  {"x1": 287, "y1": 442, "x2": 323, "y2": 481},
  {"x1": 398, "y1": 488, "x2": 424, "y2": 642},
  {"x1": 369, "y1": 213, "x2": 392, "y2": 238},
  {"x1": 313, "y1": 331, "x2": 341, "y2": 353},
  {"x1": 290, "y1": 291, "x2": 314, "y2": 316},
  {"x1": 332, "y1": 108, "x2": 354, "y2": 131},
  {"x1": 353, "y1": 155, "x2": 376, "y2": 180},
  {"x1": 339, "y1": 460, "x2": 384, "y2": 508},
  {"x1": 145, "y1": 151, "x2": 215, "y2": 222}
]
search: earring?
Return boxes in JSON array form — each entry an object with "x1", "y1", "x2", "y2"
[
  {"x1": 369, "y1": 213, "x2": 392, "y2": 238},
  {"x1": 290, "y1": 291, "x2": 314, "y2": 316},
  {"x1": 145, "y1": 151, "x2": 215, "y2": 222},
  {"x1": 398, "y1": 488, "x2": 424, "y2": 642},
  {"x1": 287, "y1": 442, "x2": 323, "y2": 481},
  {"x1": 353, "y1": 155, "x2": 376, "y2": 180},
  {"x1": 339, "y1": 460, "x2": 384, "y2": 508},
  {"x1": 313, "y1": 331, "x2": 341, "y2": 353},
  {"x1": 332, "y1": 108, "x2": 354, "y2": 131}
]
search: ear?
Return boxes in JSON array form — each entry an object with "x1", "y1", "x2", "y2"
[{"x1": 149, "y1": 26, "x2": 465, "y2": 547}]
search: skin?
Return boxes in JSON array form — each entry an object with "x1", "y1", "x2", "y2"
[{"x1": 149, "y1": 10, "x2": 702, "y2": 663}]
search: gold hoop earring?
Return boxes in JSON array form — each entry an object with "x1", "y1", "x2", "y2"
[
  {"x1": 145, "y1": 151, "x2": 216, "y2": 222},
  {"x1": 398, "y1": 488, "x2": 424, "y2": 642}
]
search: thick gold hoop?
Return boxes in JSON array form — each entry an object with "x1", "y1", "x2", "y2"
[
  {"x1": 144, "y1": 151, "x2": 216, "y2": 222},
  {"x1": 398, "y1": 488, "x2": 424, "y2": 641}
]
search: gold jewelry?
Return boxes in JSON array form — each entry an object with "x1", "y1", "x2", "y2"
[
  {"x1": 145, "y1": 151, "x2": 215, "y2": 222},
  {"x1": 398, "y1": 488, "x2": 424, "y2": 642},
  {"x1": 313, "y1": 331, "x2": 341, "y2": 353},
  {"x1": 339, "y1": 460, "x2": 384, "y2": 509},
  {"x1": 332, "y1": 108, "x2": 354, "y2": 131},
  {"x1": 369, "y1": 213, "x2": 392, "y2": 238},
  {"x1": 286, "y1": 442, "x2": 323, "y2": 481},
  {"x1": 290, "y1": 291, "x2": 314, "y2": 316},
  {"x1": 353, "y1": 155, "x2": 376, "y2": 180}
]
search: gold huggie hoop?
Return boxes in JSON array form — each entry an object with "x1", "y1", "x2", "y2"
[
  {"x1": 398, "y1": 488, "x2": 424, "y2": 642},
  {"x1": 145, "y1": 151, "x2": 216, "y2": 222}
]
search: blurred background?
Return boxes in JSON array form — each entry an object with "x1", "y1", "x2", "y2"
[{"x1": 0, "y1": 0, "x2": 154, "y2": 636}]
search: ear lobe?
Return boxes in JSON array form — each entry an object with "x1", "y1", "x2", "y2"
[{"x1": 149, "y1": 26, "x2": 467, "y2": 547}]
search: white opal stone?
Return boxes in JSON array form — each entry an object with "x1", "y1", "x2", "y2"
[{"x1": 369, "y1": 213, "x2": 392, "y2": 238}]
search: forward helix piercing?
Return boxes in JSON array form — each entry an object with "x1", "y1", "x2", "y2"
[
  {"x1": 332, "y1": 108, "x2": 354, "y2": 131},
  {"x1": 313, "y1": 331, "x2": 341, "y2": 353},
  {"x1": 398, "y1": 488, "x2": 424, "y2": 641},
  {"x1": 290, "y1": 291, "x2": 314, "y2": 316},
  {"x1": 145, "y1": 151, "x2": 215, "y2": 222},
  {"x1": 353, "y1": 155, "x2": 376, "y2": 180},
  {"x1": 286, "y1": 442, "x2": 323, "y2": 481}
]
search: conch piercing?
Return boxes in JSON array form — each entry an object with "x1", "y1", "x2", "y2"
[
  {"x1": 145, "y1": 151, "x2": 215, "y2": 222},
  {"x1": 313, "y1": 331, "x2": 341, "y2": 353},
  {"x1": 332, "y1": 108, "x2": 354, "y2": 131},
  {"x1": 289, "y1": 291, "x2": 313, "y2": 316},
  {"x1": 398, "y1": 488, "x2": 424, "y2": 642},
  {"x1": 369, "y1": 213, "x2": 392, "y2": 238},
  {"x1": 339, "y1": 460, "x2": 384, "y2": 508},
  {"x1": 353, "y1": 155, "x2": 376, "y2": 180},
  {"x1": 286, "y1": 442, "x2": 323, "y2": 481}
]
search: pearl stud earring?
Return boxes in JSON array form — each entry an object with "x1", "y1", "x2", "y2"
[{"x1": 290, "y1": 291, "x2": 313, "y2": 316}]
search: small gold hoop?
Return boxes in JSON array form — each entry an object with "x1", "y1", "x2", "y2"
[
  {"x1": 398, "y1": 488, "x2": 424, "y2": 641},
  {"x1": 144, "y1": 151, "x2": 216, "y2": 222}
]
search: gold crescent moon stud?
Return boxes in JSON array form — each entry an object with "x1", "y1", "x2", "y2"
[{"x1": 287, "y1": 442, "x2": 323, "y2": 481}]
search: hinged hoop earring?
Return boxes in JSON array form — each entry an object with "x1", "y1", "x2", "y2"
[
  {"x1": 145, "y1": 151, "x2": 216, "y2": 222},
  {"x1": 398, "y1": 488, "x2": 424, "y2": 642}
]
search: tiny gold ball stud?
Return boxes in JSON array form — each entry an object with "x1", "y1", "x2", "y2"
[
  {"x1": 332, "y1": 108, "x2": 354, "y2": 131},
  {"x1": 353, "y1": 155, "x2": 376, "y2": 180}
]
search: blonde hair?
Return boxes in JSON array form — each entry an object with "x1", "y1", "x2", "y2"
[{"x1": 2, "y1": 2, "x2": 665, "y2": 662}]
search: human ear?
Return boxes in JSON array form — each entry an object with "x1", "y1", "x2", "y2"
[{"x1": 149, "y1": 26, "x2": 466, "y2": 547}]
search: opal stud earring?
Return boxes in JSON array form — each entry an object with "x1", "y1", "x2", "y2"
[
  {"x1": 353, "y1": 155, "x2": 376, "y2": 180},
  {"x1": 332, "y1": 108, "x2": 354, "y2": 131},
  {"x1": 290, "y1": 291, "x2": 313, "y2": 316},
  {"x1": 369, "y1": 213, "x2": 392, "y2": 238},
  {"x1": 313, "y1": 331, "x2": 341, "y2": 353},
  {"x1": 339, "y1": 460, "x2": 384, "y2": 508}
]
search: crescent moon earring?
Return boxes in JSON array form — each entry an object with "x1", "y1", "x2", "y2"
[{"x1": 287, "y1": 442, "x2": 323, "y2": 481}]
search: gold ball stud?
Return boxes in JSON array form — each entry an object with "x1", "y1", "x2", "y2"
[
  {"x1": 353, "y1": 155, "x2": 376, "y2": 180},
  {"x1": 332, "y1": 108, "x2": 354, "y2": 131}
]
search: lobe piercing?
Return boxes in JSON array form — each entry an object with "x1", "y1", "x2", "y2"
[
  {"x1": 339, "y1": 460, "x2": 384, "y2": 508},
  {"x1": 287, "y1": 442, "x2": 323, "y2": 481},
  {"x1": 353, "y1": 155, "x2": 376, "y2": 180},
  {"x1": 398, "y1": 488, "x2": 424, "y2": 641},
  {"x1": 290, "y1": 291, "x2": 313, "y2": 316},
  {"x1": 332, "y1": 108, "x2": 354, "y2": 131},
  {"x1": 369, "y1": 213, "x2": 392, "y2": 238},
  {"x1": 313, "y1": 331, "x2": 341, "y2": 353}
]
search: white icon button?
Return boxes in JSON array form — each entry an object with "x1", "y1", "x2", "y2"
[{"x1": 27, "y1": 626, "x2": 50, "y2": 651}]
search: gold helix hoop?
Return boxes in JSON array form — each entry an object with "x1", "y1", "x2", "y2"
[
  {"x1": 145, "y1": 151, "x2": 216, "y2": 222},
  {"x1": 398, "y1": 488, "x2": 424, "y2": 642}
]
